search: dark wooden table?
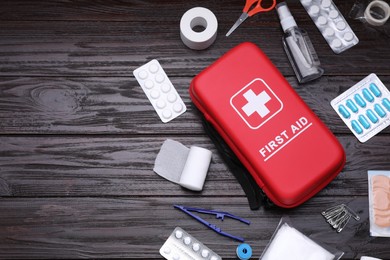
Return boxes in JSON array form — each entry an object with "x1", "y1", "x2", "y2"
[{"x1": 0, "y1": 0, "x2": 389, "y2": 259}]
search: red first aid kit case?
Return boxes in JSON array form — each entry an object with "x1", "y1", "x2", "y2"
[{"x1": 190, "y1": 42, "x2": 346, "y2": 208}]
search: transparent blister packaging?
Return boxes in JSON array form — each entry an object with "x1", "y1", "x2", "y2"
[
  {"x1": 368, "y1": 170, "x2": 390, "y2": 237},
  {"x1": 260, "y1": 217, "x2": 344, "y2": 260},
  {"x1": 300, "y1": 0, "x2": 359, "y2": 54},
  {"x1": 160, "y1": 227, "x2": 221, "y2": 260},
  {"x1": 330, "y1": 73, "x2": 390, "y2": 143},
  {"x1": 133, "y1": 59, "x2": 187, "y2": 123}
]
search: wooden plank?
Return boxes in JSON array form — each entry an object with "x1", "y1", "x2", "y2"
[
  {"x1": 0, "y1": 27, "x2": 388, "y2": 77},
  {"x1": 0, "y1": 4, "x2": 388, "y2": 77},
  {"x1": 0, "y1": 0, "x2": 367, "y2": 23},
  {"x1": 0, "y1": 135, "x2": 389, "y2": 197},
  {"x1": 0, "y1": 196, "x2": 387, "y2": 259},
  {"x1": 0, "y1": 76, "x2": 389, "y2": 134}
]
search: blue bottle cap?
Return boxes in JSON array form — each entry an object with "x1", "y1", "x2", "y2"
[{"x1": 236, "y1": 243, "x2": 252, "y2": 260}]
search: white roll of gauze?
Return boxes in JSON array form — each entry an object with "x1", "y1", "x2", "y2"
[
  {"x1": 179, "y1": 146, "x2": 212, "y2": 191},
  {"x1": 364, "y1": 0, "x2": 390, "y2": 26},
  {"x1": 180, "y1": 7, "x2": 218, "y2": 50},
  {"x1": 154, "y1": 139, "x2": 212, "y2": 191}
]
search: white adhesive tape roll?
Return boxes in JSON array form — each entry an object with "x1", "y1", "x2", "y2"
[
  {"x1": 179, "y1": 146, "x2": 212, "y2": 191},
  {"x1": 364, "y1": 0, "x2": 390, "y2": 26},
  {"x1": 180, "y1": 7, "x2": 218, "y2": 50}
]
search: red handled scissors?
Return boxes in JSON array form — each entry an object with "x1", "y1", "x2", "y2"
[{"x1": 226, "y1": 0, "x2": 277, "y2": 36}]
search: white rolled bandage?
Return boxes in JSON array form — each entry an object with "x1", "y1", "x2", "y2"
[{"x1": 154, "y1": 139, "x2": 212, "y2": 191}]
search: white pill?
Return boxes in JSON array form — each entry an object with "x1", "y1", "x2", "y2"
[
  {"x1": 344, "y1": 32, "x2": 354, "y2": 41},
  {"x1": 309, "y1": 5, "x2": 320, "y2": 16},
  {"x1": 201, "y1": 249, "x2": 209, "y2": 258},
  {"x1": 173, "y1": 103, "x2": 184, "y2": 113},
  {"x1": 184, "y1": 236, "x2": 191, "y2": 245},
  {"x1": 156, "y1": 99, "x2": 166, "y2": 109},
  {"x1": 210, "y1": 256, "x2": 219, "y2": 260},
  {"x1": 336, "y1": 21, "x2": 346, "y2": 30},
  {"x1": 317, "y1": 16, "x2": 327, "y2": 25},
  {"x1": 155, "y1": 73, "x2": 165, "y2": 83},
  {"x1": 167, "y1": 93, "x2": 177, "y2": 103},
  {"x1": 192, "y1": 243, "x2": 200, "y2": 252},
  {"x1": 161, "y1": 83, "x2": 171, "y2": 93},
  {"x1": 332, "y1": 38, "x2": 342, "y2": 48},
  {"x1": 162, "y1": 109, "x2": 172, "y2": 119},
  {"x1": 301, "y1": 0, "x2": 312, "y2": 5},
  {"x1": 138, "y1": 70, "x2": 148, "y2": 80},
  {"x1": 175, "y1": 230, "x2": 183, "y2": 239},
  {"x1": 324, "y1": 27, "x2": 335, "y2": 37},
  {"x1": 321, "y1": 0, "x2": 331, "y2": 8},
  {"x1": 144, "y1": 80, "x2": 154, "y2": 89},
  {"x1": 149, "y1": 63, "x2": 159, "y2": 73},
  {"x1": 163, "y1": 246, "x2": 171, "y2": 254},
  {"x1": 173, "y1": 254, "x2": 180, "y2": 260},
  {"x1": 329, "y1": 10, "x2": 339, "y2": 19},
  {"x1": 150, "y1": 90, "x2": 160, "y2": 99}
]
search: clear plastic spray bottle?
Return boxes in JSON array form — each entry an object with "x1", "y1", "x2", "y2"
[{"x1": 276, "y1": 2, "x2": 324, "y2": 83}]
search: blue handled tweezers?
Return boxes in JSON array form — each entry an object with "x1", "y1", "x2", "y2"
[{"x1": 173, "y1": 205, "x2": 250, "y2": 242}]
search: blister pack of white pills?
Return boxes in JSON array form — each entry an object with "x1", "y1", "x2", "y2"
[
  {"x1": 331, "y1": 74, "x2": 390, "y2": 143},
  {"x1": 160, "y1": 227, "x2": 221, "y2": 260},
  {"x1": 133, "y1": 59, "x2": 186, "y2": 123},
  {"x1": 300, "y1": 0, "x2": 359, "y2": 54}
]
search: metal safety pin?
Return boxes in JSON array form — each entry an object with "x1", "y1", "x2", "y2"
[
  {"x1": 330, "y1": 211, "x2": 348, "y2": 227},
  {"x1": 322, "y1": 204, "x2": 344, "y2": 218},
  {"x1": 336, "y1": 215, "x2": 351, "y2": 233},
  {"x1": 342, "y1": 204, "x2": 360, "y2": 221},
  {"x1": 321, "y1": 204, "x2": 360, "y2": 233},
  {"x1": 173, "y1": 205, "x2": 250, "y2": 242}
]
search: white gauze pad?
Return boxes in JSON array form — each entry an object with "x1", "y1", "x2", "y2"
[
  {"x1": 261, "y1": 223, "x2": 335, "y2": 260},
  {"x1": 154, "y1": 139, "x2": 212, "y2": 191}
]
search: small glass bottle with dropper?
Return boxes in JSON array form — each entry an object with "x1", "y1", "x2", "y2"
[{"x1": 276, "y1": 2, "x2": 324, "y2": 83}]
